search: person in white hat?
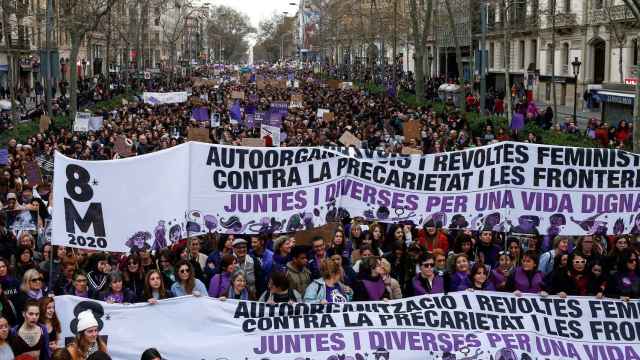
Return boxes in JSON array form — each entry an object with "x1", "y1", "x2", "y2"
[{"x1": 67, "y1": 310, "x2": 107, "y2": 360}]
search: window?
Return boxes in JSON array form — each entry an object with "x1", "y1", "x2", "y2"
[
  {"x1": 561, "y1": 43, "x2": 569, "y2": 74},
  {"x1": 519, "y1": 40, "x2": 525, "y2": 69},
  {"x1": 563, "y1": 0, "x2": 570, "y2": 13},
  {"x1": 593, "y1": 0, "x2": 603, "y2": 10},
  {"x1": 530, "y1": 40, "x2": 537, "y2": 69},
  {"x1": 490, "y1": 42, "x2": 495, "y2": 68},
  {"x1": 546, "y1": 43, "x2": 553, "y2": 74}
]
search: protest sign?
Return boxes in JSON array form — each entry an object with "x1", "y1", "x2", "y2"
[
  {"x1": 270, "y1": 101, "x2": 288, "y2": 119},
  {"x1": 340, "y1": 81, "x2": 354, "y2": 89},
  {"x1": 73, "y1": 112, "x2": 90, "y2": 132},
  {"x1": 113, "y1": 135, "x2": 133, "y2": 157},
  {"x1": 323, "y1": 112, "x2": 335, "y2": 123},
  {"x1": 142, "y1": 92, "x2": 188, "y2": 105},
  {"x1": 290, "y1": 94, "x2": 303, "y2": 108},
  {"x1": 0, "y1": 149, "x2": 7, "y2": 166},
  {"x1": 317, "y1": 108, "x2": 330, "y2": 120},
  {"x1": 210, "y1": 112, "x2": 221, "y2": 128},
  {"x1": 191, "y1": 107, "x2": 209, "y2": 122},
  {"x1": 53, "y1": 142, "x2": 640, "y2": 251},
  {"x1": 6, "y1": 210, "x2": 37, "y2": 231},
  {"x1": 293, "y1": 222, "x2": 340, "y2": 246},
  {"x1": 24, "y1": 160, "x2": 43, "y2": 186},
  {"x1": 39, "y1": 115, "x2": 51, "y2": 132},
  {"x1": 256, "y1": 79, "x2": 267, "y2": 90},
  {"x1": 231, "y1": 90, "x2": 245, "y2": 100},
  {"x1": 403, "y1": 119, "x2": 422, "y2": 141},
  {"x1": 402, "y1": 146, "x2": 423, "y2": 155},
  {"x1": 55, "y1": 292, "x2": 640, "y2": 360},
  {"x1": 89, "y1": 116, "x2": 104, "y2": 131},
  {"x1": 241, "y1": 138, "x2": 265, "y2": 147},
  {"x1": 253, "y1": 111, "x2": 266, "y2": 127},
  {"x1": 328, "y1": 79, "x2": 341, "y2": 89},
  {"x1": 338, "y1": 131, "x2": 362, "y2": 148},
  {"x1": 260, "y1": 124, "x2": 281, "y2": 147},
  {"x1": 188, "y1": 127, "x2": 211, "y2": 143}
]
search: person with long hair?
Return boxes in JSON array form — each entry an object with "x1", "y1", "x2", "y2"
[
  {"x1": 39, "y1": 297, "x2": 61, "y2": 351},
  {"x1": 206, "y1": 234, "x2": 235, "y2": 277},
  {"x1": 548, "y1": 252, "x2": 591, "y2": 298},
  {"x1": 66, "y1": 310, "x2": 107, "y2": 360},
  {"x1": 506, "y1": 238, "x2": 523, "y2": 266},
  {"x1": 604, "y1": 237, "x2": 630, "y2": 275},
  {"x1": 98, "y1": 272, "x2": 136, "y2": 304},
  {"x1": 0, "y1": 315, "x2": 14, "y2": 359},
  {"x1": 327, "y1": 229, "x2": 351, "y2": 261},
  {"x1": 155, "y1": 249, "x2": 175, "y2": 288},
  {"x1": 86, "y1": 253, "x2": 109, "y2": 295},
  {"x1": 468, "y1": 263, "x2": 495, "y2": 291},
  {"x1": 14, "y1": 245, "x2": 37, "y2": 280},
  {"x1": 142, "y1": 270, "x2": 173, "y2": 304},
  {"x1": 9, "y1": 299, "x2": 52, "y2": 360},
  {"x1": 448, "y1": 254, "x2": 472, "y2": 292},
  {"x1": 208, "y1": 255, "x2": 237, "y2": 298},
  {"x1": 0, "y1": 257, "x2": 20, "y2": 304},
  {"x1": 170, "y1": 260, "x2": 207, "y2": 297},
  {"x1": 140, "y1": 348, "x2": 163, "y2": 360},
  {"x1": 64, "y1": 271, "x2": 96, "y2": 299},
  {"x1": 609, "y1": 249, "x2": 640, "y2": 301},
  {"x1": 122, "y1": 254, "x2": 145, "y2": 299},
  {"x1": 352, "y1": 256, "x2": 388, "y2": 301},
  {"x1": 382, "y1": 225, "x2": 405, "y2": 253}
]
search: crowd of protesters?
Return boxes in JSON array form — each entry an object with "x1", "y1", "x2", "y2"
[{"x1": 0, "y1": 62, "x2": 637, "y2": 359}]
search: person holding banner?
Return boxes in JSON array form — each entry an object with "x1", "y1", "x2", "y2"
[
  {"x1": 142, "y1": 270, "x2": 173, "y2": 304},
  {"x1": 490, "y1": 251, "x2": 514, "y2": 291},
  {"x1": 505, "y1": 251, "x2": 547, "y2": 295},
  {"x1": 448, "y1": 254, "x2": 472, "y2": 292},
  {"x1": 352, "y1": 257, "x2": 388, "y2": 301},
  {"x1": 468, "y1": 263, "x2": 495, "y2": 291},
  {"x1": 64, "y1": 272, "x2": 95, "y2": 299},
  {"x1": 66, "y1": 309, "x2": 107, "y2": 360},
  {"x1": 408, "y1": 253, "x2": 446, "y2": 296},
  {"x1": 171, "y1": 261, "x2": 207, "y2": 297},
  {"x1": 258, "y1": 271, "x2": 301, "y2": 304},
  {"x1": 610, "y1": 249, "x2": 640, "y2": 300},
  {"x1": 98, "y1": 272, "x2": 136, "y2": 304},
  {"x1": 219, "y1": 272, "x2": 249, "y2": 301}
]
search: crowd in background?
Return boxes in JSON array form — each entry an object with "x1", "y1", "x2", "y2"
[{"x1": 0, "y1": 63, "x2": 637, "y2": 359}]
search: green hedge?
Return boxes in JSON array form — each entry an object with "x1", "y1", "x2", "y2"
[{"x1": 0, "y1": 92, "x2": 138, "y2": 146}]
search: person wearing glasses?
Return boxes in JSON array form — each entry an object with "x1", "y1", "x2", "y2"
[
  {"x1": 548, "y1": 252, "x2": 591, "y2": 298},
  {"x1": 408, "y1": 253, "x2": 446, "y2": 296},
  {"x1": 171, "y1": 260, "x2": 207, "y2": 297},
  {"x1": 609, "y1": 249, "x2": 639, "y2": 301},
  {"x1": 13, "y1": 269, "x2": 49, "y2": 325}
]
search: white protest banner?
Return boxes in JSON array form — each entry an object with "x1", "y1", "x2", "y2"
[
  {"x1": 73, "y1": 112, "x2": 90, "y2": 132},
  {"x1": 89, "y1": 116, "x2": 104, "y2": 131},
  {"x1": 53, "y1": 142, "x2": 640, "y2": 251},
  {"x1": 142, "y1": 92, "x2": 188, "y2": 105},
  {"x1": 317, "y1": 108, "x2": 330, "y2": 120},
  {"x1": 54, "y1": 292, "x2": 640, "y2": 360}
]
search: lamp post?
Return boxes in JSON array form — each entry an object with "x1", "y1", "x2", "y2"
[{"x1": 571, "y1": 57, "x2": 581, "y2": 123}]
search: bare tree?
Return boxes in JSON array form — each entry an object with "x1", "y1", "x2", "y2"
[
  {"x1": 409, "y1": 0, "x2": 433, "y2": 101},
  {"x1": 602, "y1": 3, "x2": 631, "y2": 83},
  {"x1": 59, "y1": 0, "x2": 119, "y2": 121},
  {"x1": 443, "y1": 0, "x2": 465, "y2": 94},
  {"x1": 206, "y1": 5, "x2": 255, "y2": 64},
  {"x1": 0, "y1": 0, "x2": 27, "y2": 123},
  {"x1": 160, "y1": 0, "x2": 194, "y2": 79}
]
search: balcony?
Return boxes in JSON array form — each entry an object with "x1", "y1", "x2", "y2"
[
  {"x1": 561, "y1": 64, "x2": 569, "y2": 76},
  {"x1": 590, "y1": 5, "x2": 635, "y2": 25},
  {"x1": 546, "y1": 63, "x2": 553, "y2": 75},
  {"x1": 548, "y1": 13, "x2": 577, "y2": 28}
]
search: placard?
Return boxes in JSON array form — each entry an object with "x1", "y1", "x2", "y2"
[
  {"x1": 73, "y1": 112, "x2": 90, "y2": 132},
  {"x1": 231, "y1": 91, "x2": 245, "y2": 100},
  {"x1": 402, "y1": 146, "x2": 423, "y2": 155},
  {"x1": 338, "y1": 131, "x2": 362, "y2": 148},
  {"x1": 403, "y1": 119, "x2": 422, "y2": 141},
  {"x1": 113, "y1": 135, "x2": 133, "y2": 157},
  {"x1": 240, "y1": 138, "x2": 265, "y2": 147},
  {"x1": 188, "y1": 127, "x2": 211, "y2": 143},
  {"x1": 39, "y1": 115, "x2": 51, "y2": 132},
  {"x1": 24, "y1": 160, "x2": 43, "y2": 186}
]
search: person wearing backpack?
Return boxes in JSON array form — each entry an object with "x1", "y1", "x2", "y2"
[{"x1": 304, "y1": 259, "x2": 352, "y2": 303}]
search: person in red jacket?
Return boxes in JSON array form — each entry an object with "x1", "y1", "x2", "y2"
[
  {"x1": 417, "y1": 219, "x2": 449, "y2": 253},
  {"x1": 594, "y1": 122, "x2": 610, "y2": 147},
  {"x1": 614, "y1": 120, "x2": 631, "y2": 145}
]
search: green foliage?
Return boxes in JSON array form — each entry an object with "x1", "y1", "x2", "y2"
[
  {"x1": 522, "y1": 122, "x2": 599, "y2": 148},
  {"x1": 0, "y1": 92, "x2": 137, "y2": 146}
]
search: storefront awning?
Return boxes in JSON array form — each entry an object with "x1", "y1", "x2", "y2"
[{"x1": 597, "y1": 90, "x2": 634, "y2": 106}]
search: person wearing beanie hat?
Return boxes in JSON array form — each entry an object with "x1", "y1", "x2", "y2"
[{"x1": 67, "y1": 310, "x2": 107, "y2": 360}]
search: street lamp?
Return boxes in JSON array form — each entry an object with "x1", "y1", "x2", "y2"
[{"x1": 571, "y1": 57, "x2": 582, "y2": 123}]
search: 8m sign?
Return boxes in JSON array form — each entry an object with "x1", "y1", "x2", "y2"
[{"x1": 63, "y1": 164, "x2": 108, "y2": 249}]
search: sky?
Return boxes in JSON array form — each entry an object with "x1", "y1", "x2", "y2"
[{"x1": 199, "y1": 0, "x2": 299, "y2": 33}]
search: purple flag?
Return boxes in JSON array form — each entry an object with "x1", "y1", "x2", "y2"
[
  {"x1": 270, "y1": 101, "x2": 288, "y2": 117},
  {"x1": 229, "y1": 101, "x2": 241, "y2": 122},
  {"x1": 192, "y1": 107, "x2": 209, "y2": 122},
  {"x1": 0, "y1": 149, "x2": 7, "y2": 166},
  {"x1": 269, "y1": 111, "x2": 283, "y2": 128}
]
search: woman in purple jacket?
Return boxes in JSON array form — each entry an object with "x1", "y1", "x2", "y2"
[
  {"x1": 505, "y1": 250, "x2": 547, "y2": 296},
  {"x1": 447, "y1": 254, "x2": 471, "y2": 292},
  {"x1": 410, "y1": 254, "x2": 447, "y2": 296},
  {"x1": 208, "y1": 254, "x2": 237, "y2": 298}
]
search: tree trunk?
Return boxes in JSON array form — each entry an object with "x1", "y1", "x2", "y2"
[
  {"x1": 409, "y1": 0, "x2": 424, "y2": 100},
  {"x1": 105, "y1": 8, "x2": 112, "y2": 92},
  {"x1": 444, "y1": 0, "x2": 464, "y2": 106},
  {"x1": 503, "y1": 2, "x2": 512, "y2": 122},
  {"x1": 551, "y1": 0, "x2": 558, "y2": 122},
  {"x1": 69, "y1": 35, "x2": 81, "y2": 122}
]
